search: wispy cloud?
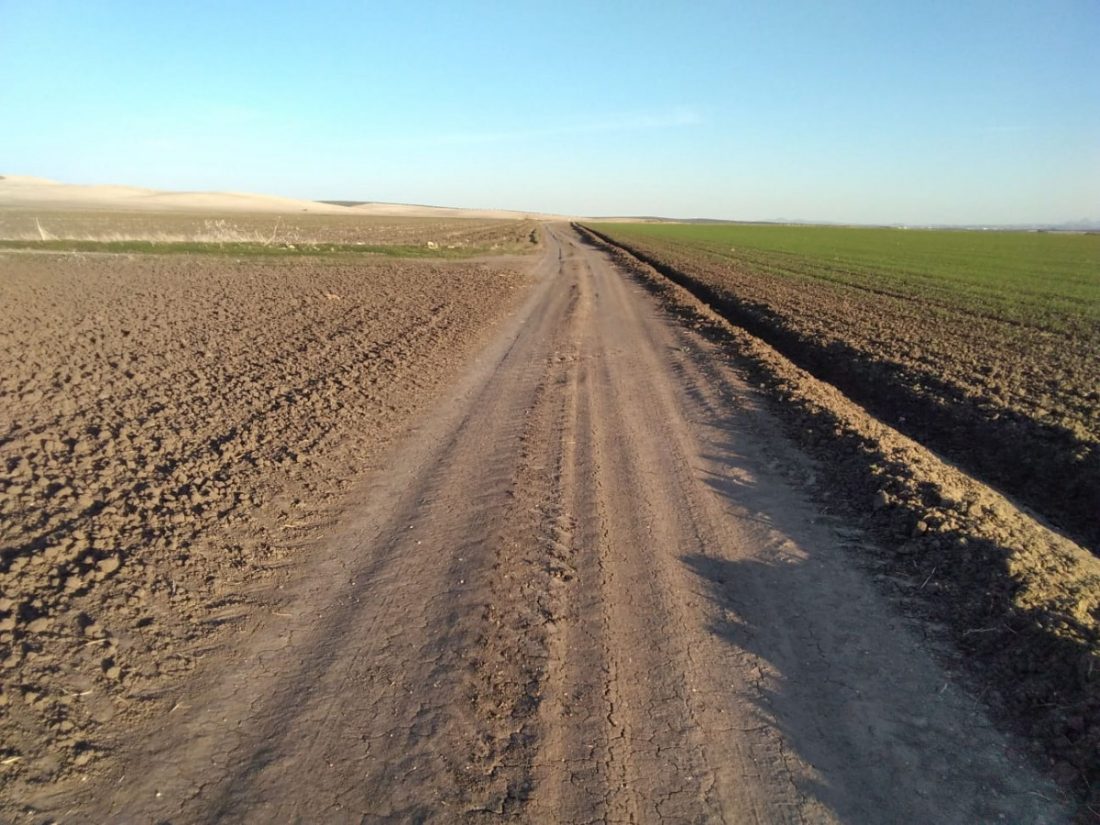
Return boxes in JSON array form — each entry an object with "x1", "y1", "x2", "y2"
[
  {"x1": 971, "y1": 124, "x2": 1035, "y2": 134},
  {"x1": 365, "y1": 107, "x2": 703, "y2": 148}
]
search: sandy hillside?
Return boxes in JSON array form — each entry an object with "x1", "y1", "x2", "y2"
[
  {"x1": 0, "y1": 175, "x2": 570, "y2": 220},
  {"x1": 348, "y1": 201, "x2": 573, "y2": 220},
  {"x1": 0, "y1": 176, "x2": 348, "y2": 215}
]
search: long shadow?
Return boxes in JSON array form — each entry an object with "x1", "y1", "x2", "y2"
[
  {"x1": 681, "y1": 544, "x2": 1092, "y2": 822},
  {"x1": 685, "y1": 391, "x2": 1097, "y2": 819},
  {"x1": 660, "y1": 338, "x2": 1044, "y2": 817}
]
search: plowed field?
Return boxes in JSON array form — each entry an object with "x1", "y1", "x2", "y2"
[{"x1": 0, "y1": 248, "x2": 531, "y2": 795}]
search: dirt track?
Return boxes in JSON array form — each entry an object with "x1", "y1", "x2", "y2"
[{"x1": 8, "y1": 227, "x2": 1077, "y2": 822}]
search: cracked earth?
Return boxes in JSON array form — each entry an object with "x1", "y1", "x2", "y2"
[{"x1": 7, "y1": 226, "x2": 1074, "y2": 823}]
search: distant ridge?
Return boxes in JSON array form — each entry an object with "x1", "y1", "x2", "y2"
[
  {"x1": 3, "y1": 176, "x2": 1092, "y2": 229},
  {"x1": 0, "y1": 175, "x2": 350, "y2": 215},
  {"x1": 0, "y1": 175, "x2": 571, "y2": 221}
]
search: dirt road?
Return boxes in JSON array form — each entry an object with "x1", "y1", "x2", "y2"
[{"x1": 32, "y1": 226, "x2": 1070, "y2": 823}]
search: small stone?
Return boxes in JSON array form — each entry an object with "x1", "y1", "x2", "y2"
[
  {"x1": 873, "y1": 490, "x2": 890, "y2": 510},
  {"x1": 73, "y1": 750, "x2": 95, "y2": 767},
  {"x1": 105, "y1": 665, "x2": 122, "y2": 680},
  {"x1": 0, "y1": 597, "x2": 13, "y2": 612},
  {"x1": 0, "y1": 616, "x2": 15, "y2": 632},
  {"x1": 26, "y1": 617, "x2": 52, "y2": 633},
  {"x1": 83, "y1": 622, "x2": 104, "y2": 638},
  {"x1": 912, "y1": 520, "x2": 928, "y2": 536},
  {"x1": 23, "y1": 690, "x2": 40, "y2": 705},
  {"x1": 97, "y1": 556, "x2": 122, "y2": 578}
]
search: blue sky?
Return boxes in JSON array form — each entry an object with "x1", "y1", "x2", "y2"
[{"x1": 1, "y1": 0, "x2": 1097, "y2": 223}]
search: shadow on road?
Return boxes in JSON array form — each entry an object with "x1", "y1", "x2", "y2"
[{"x1": 680, "y1": 547, "x2": 1080, "y2": 822}]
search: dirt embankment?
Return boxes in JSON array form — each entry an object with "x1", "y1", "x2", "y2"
[
  {"x1": 576, "y1": 225, "x2": 1100, "y2": 813},
  {"x1": 0, "y1": 250, "x2": 531, "y2": 795},
  {"x1": 581, "y1": 226, "x2": 1100, "y2": 554}
]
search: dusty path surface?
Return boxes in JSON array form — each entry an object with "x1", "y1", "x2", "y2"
[{"x1": 28, "y1": 226, "x2": 1070, "y2": 823}]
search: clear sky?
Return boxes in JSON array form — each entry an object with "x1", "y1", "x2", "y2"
[{"x1": 1, "y1": 0, "x2": 1097, "y2": 223}]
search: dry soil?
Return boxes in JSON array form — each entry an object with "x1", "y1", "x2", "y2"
[{"x1": 1, "y1": 226, "x2": 1094, "y2": 823}]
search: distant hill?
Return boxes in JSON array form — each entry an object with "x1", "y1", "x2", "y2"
[{"x1": 0, "y1": 176, "x2": 571, "y2": 221}]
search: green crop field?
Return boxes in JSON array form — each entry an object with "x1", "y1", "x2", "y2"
[{"x1": 588, "y1": 223, "x2": 1100, "y2": 333}]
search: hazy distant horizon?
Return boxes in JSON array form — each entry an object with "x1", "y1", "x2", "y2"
[
  {"x1": 5, "y1": 171, "x2": 1098, "y2": 231},
  {"x1": 2, "y1": 1, "x2": 1097, "y2": 225}
]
